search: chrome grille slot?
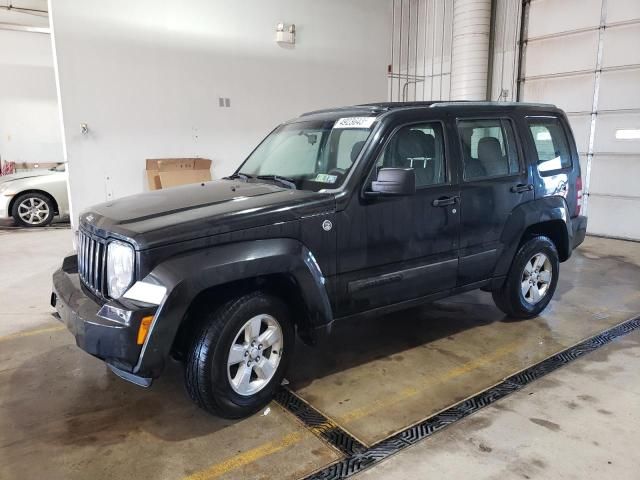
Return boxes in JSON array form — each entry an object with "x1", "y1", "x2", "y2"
[{"x1": 77, "y1": 230, "x2": 107, "y2": 296}]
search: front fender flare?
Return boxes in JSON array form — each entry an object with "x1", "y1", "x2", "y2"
[{"x1": 134, "y1": 238, "x2": 332, "y2": 378}]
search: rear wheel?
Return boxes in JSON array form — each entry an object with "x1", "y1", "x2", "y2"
[
  {"x1": 12, "y1": 192, "x2": 55, "y2": 227},
  {"x1": 185, "y1": 292, "x2": 294, "y2": 418},
  {"x1": 492, "y1": 236, "x2": 559, "y2": 319}
]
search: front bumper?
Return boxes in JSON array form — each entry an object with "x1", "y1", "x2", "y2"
[{"x1": 51, "y1": 256, "x2": 157, "y2": 386}]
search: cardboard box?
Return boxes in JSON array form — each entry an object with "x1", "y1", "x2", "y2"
[{"x1": 146, "y1": 158, "x2": 212, "y2": 190}]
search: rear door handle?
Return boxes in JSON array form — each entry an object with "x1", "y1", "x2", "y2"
[
  {"x1": 510, "y1": 183, "x2": 533, "y2": 193},
  {"x1": 432, "y1": 195, "x2": 459, "y2": 207}
]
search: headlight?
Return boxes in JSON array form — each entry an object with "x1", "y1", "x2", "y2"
[{"x1": 106, "y1": 241, "x2": 134, "y2": 299}]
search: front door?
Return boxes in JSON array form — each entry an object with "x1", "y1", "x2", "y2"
[
  {"x1": 454, "y1": 115, "x2": 534, "y2": 285},
  {"x1": 334, "y1": 118, "x2": 460, "y2": 317}
]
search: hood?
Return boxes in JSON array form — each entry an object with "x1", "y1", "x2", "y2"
[
  {"x1": 81, "y1": 179, "x2": 336, "y2": 249},
  {"x1": 0, "y1": 170, "x2": 58, "y2": 183}
]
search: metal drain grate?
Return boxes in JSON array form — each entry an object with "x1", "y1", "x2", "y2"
[
  {"x1": 277, "y1": 315, "x2": 640, "y2": 480},
  {"x1": 275, "y1": 389, "x2": 366, "y2": 456}
]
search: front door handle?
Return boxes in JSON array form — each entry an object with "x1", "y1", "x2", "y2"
[
  {"x1": 510, "y1": 183, "x2": 534, "y2": 193},
  {"x1": 432, "y1": 195, "x2": 459, "y2": 207}
]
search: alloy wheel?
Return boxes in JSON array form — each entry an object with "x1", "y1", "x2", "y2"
[
  {"x1": 521, "y1": 252, "x2": 552, "y2": 305},
  {"x1": 17, "y1": 197, "x2": 50, "y2": 226},
  {"x1": 227, "y1": 314, "x2": 283, "y2": 396}
]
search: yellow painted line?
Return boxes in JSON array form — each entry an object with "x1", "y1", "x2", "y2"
[
  {"x1": 183, "y1": 430, "x2": 304, "y2": 480},
  {"x1": 336, "y1": 339, "x2": 522, "y2": 425},
  {"x1": 182, "y1": 339, "x2": 522, "y2": 480},
  {"x1": 0, "y1": 325, "x2": 65, "y2": 342}
]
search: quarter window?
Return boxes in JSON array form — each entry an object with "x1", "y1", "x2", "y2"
[
  {"x1": 376, "y1": 122, "x2": 446, "y2": 187},
  {"x1": 527, "y1": 117, "x2": 572, "y2": 172},
  {"x1": 336, "y1": 129, "x2": 369, "y2": 169},
  {"x1": 457, "y1": 119, "x2": 520, "y2": 180}
]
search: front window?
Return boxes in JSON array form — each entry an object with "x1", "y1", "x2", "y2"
[
  {"x1": 237, "y1": 117, "x2": 376, "y2": 191},
  {"x1": 374, "y1": 122, "x2": 447, "y2": 188}
]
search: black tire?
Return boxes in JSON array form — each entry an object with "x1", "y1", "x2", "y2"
[
  {"x1": 185, "y1": 291, "x2": 294, "y2": 418},
  {"x1": 492, "y1": 235, "x2": 559, "y2": 319},
  {"x1": 12, "y1": 192, "x2": 55, "y2": 227}
]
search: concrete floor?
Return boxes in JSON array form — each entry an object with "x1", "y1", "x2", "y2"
[
  {"x1": 355, "y1": 329, "x2": 640, "y2": 479},
  {"x1": 289, "y1": 235, "x2": 640, "y2": 445},
  {"x1": 1, "y1": 228, "x2": 639, "y2": 480}
]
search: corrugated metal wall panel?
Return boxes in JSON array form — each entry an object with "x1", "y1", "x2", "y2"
[
  {"x1": 527, "y1": 0, "x2": 601, "y2": 37},
  {"x1": 389, "y1": 0, "x2": 454, "y2": 101},
  {"x1": 520, "y1": 0, "x2": 640, "y2": 240}
]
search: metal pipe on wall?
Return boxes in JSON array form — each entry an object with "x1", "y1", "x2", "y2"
[
  {"x1": 398, "y1": 0, "x2": 403, "y2": 100},
  {"x1": 450, "y1": 0, "x2": 492, "y2": 100},
  {"x1": 390, "y1": 0, "x2": 396, "y2": 101},
  {"x1": 390, "y1": 0, "x2": 454, "y2": 101}
]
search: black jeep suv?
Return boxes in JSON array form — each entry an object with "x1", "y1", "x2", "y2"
[{"x1": 52, "y1": 101, "x2": 587, "y2": 418}]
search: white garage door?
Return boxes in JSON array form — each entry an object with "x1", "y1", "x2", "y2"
[{"x1": 521, "y1": 0, "x2": 640, "y2": 240}]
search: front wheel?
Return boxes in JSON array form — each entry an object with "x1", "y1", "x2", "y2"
[
  {"x1": 185, "y1": 292, "x2": 294, "y2": 418},
  {"x1": 12, "y1": 192, "x2": 55, "y2": 227},
  {"x1": 492, "y1": 235, "x2": 559, "y2": 319}
]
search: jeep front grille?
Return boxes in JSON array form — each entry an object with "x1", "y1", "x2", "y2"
[{"x1": 77, "y1": 230, "x2": 107, "y2": 296}]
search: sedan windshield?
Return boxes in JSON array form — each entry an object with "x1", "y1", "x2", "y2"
[{"x1": 237, "y1": 117, "x2": 376, "y2": 191}]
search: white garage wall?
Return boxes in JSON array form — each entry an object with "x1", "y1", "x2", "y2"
[
  {"x1": 0, "y1": 4, "x2": 63, "y2": 167},
  {"x1": 49, "y1": 0, "x2": 392, "y2": 224},
  {"x1": 521, "y1": 0, "x2": 640, "y2": 240}
]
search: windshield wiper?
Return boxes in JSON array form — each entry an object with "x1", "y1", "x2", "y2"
[
  {"x1": 256, "y1": 175, "x2": 297, "y2": 190},
  {"x1": 224, "y1": 172, "x2": 252, "y2": 181}
]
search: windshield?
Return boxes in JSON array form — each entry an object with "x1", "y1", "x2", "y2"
[{"x1": 237, "y1": 117, "x2": 376, "y2": 191}]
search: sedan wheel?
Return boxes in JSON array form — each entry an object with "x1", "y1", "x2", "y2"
[{"x1": 12, "y1": 193, "x2": 55, "y2": 227}]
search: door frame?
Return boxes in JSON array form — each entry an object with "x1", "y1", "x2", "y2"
[{"x1": 332, "y1": 111, "x2": 463, "y2": 317}]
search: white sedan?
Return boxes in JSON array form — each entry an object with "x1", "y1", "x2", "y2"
[{"x1": 0, "y1": 164, "x2": 70, "y2": 227}]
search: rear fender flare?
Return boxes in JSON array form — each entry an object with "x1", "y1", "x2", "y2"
[{"x1": 494, "y1": 196, "x2": 573, "y2": 279}]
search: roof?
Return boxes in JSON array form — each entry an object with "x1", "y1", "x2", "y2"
[{"x1": 296, "y1": 101, "x2": 559, "y2": 122}]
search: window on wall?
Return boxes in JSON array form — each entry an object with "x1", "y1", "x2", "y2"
[
  {"x1": 457, "y1": 119, "x2": 520, "y2": 180},
  {"x1": 375, "y1": 122, "x2": 446, "y2": 187},
  {"x1": 527, "y1": 117, "x2": 572, "y2": 173}
]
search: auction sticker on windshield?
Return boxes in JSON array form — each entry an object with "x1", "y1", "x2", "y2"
[
  {"x1": 314, "y1": 173, "x2": 338, "y2": 184},
  {"x1": 334, "y1": 117, "x2": 376, "y2": 129}
]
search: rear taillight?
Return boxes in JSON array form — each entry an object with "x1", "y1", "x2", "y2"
[{"x1": 575, "y1": 176, "x2": 583, "y2": 216}]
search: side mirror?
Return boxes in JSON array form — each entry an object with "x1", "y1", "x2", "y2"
[{"x1": 369, "y1": 168, "x2": 416, "y2": 196}]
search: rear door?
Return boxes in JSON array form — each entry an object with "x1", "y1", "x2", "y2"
[{"x1": 454, "y1": 114, "x2": 534, "y2": 285}]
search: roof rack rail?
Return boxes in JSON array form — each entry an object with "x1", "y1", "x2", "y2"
[
  {"x1": 429, "y1": 101, "x2": 557, "y2": 108},
  {"x1": 299, "y1": 105, "x2": 384, "y2": 117}
]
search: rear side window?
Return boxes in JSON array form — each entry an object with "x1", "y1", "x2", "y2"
[
  {"x1": 457, "y1": 119, "x2": 520, "y2": 180},
  {"x1": 527, "y1": 117, "x2": 572, "y2": 173}
]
